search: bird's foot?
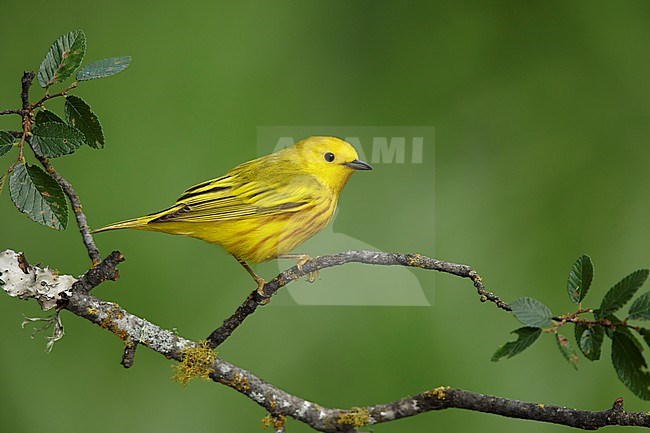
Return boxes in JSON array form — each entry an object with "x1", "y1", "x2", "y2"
[
  {"x1": 279, "y1": 254, "x2": 319, "y2": 283},
  {"x1": 255, "y1": 276, "x2": 270, "y2": 305}
]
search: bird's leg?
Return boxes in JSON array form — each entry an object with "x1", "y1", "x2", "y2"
[
  {"x1": 277, "y1": 254, "x2": 319, "y2": 283},
  {"x1": 236, "y1": 258, "x2": 268, "y2": 298}
]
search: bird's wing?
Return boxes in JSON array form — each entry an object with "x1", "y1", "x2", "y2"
[{"x1": 149, "y1": 167, "x2": 321, "y2": 224}]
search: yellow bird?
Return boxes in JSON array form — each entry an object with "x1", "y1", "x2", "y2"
[{"x1": 92, "y1": 136, "x2": 372, "y2": 289}]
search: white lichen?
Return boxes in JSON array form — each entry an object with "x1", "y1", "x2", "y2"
[
  {"x1": 0, "y1": 249, "x2": 76, "y2": 311},
  {"x1": 296, "y1": 401, "x2": 312, "y2": 417},
  {"x1": 250, "y1": 391, "x2": 265, "y2": 403}
]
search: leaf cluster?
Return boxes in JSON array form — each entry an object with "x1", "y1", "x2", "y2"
[
  {"x1": 0, "y1": 30, "x2": 131, "y2": 230},
  {"x1": 493, "y1": 255, "x2": 650, "y2": 399}
]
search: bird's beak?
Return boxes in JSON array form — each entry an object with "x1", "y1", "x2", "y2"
[{"x1": 344, "y1": 159, "x2": 373, "y2": 170}]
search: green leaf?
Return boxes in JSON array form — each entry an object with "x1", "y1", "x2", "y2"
[
  {"x1": 35, "y1": 109, "x2": 65, "y2": 125},
  {"x1": 0, "y1": 174, "x2": 6, "y2": 197},
  {"x1": 491, "y1": 327, "x2": 542, "y2": 361},
  {"x1": 511, "y1": 297, "x2": 553, "y2": 328},
  {"x1": 637, "y1": 328, "x2": 650, "y2": 348},
  {"x1": 556, "y1": 333, "x2": 578, "y2": 369},
  {"x1": 567, "y1": 255, "x2": 594, "y2": 303},
  {"x1": 0, "y1": 131, "x2": 14, "y2": 157},
  {"x1": 629, "y1": 292, "x2": 650, "y2": 321},
  {"x1": 574, "y1": 323, "x2": 603, "y2": 361},
  {"x1": 611, "y1": 330, "x2": 650, "y2": 400},
  {"x1": 31, "y1": 122, "x2": 86, "y2": 157},
  {"x1": 76, "y1": 56, "x2": 132, "y2": 81},
  {"x1": 600, "y1": 269, "x2": 650, "y2": 317},
  {"x1": 64, "y1": 95, "x2": 104, "y2": 148},
  {"x1": 9, "y1": 162, "x2": 68, "y2": 230},
  {"x1": 37, "y1": 30, "x2": 86, "y2": 88},
  {"x1": 601, "y1": 314, "x2": 645, "y2": 348}
]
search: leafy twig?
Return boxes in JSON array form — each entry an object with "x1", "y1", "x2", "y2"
[
  {"x1": 31, "y1": 81, "x2": 78, "y2": 109},
  {"x1": 9, "y1": 70, "x2": 102, "y2": 264}
]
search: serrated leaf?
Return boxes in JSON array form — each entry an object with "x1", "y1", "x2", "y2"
[
  {"x1": 9, "y1": 162, "x2": 68, "y2": 230},
  {"x1": 556, "y1": 333, "x2": 579, "y2": 369},
  {"x1": 511, "y1": 297, "x2": 553, "y2": 328},
  {"x1": 0, "y1": 131, "x2": 14, "y2": 157},
  {"x1": 76, "y1": 56, "x2": 132, "y2": 81},
  {"x1": 600, "y1": 269, "x2": 650, "y2": 317},
  {"x1": 603, "y1": 318, "x2": 646, "y2": 353},
  {"x1": 31, "y1": 122, "x2": 86, "y2": 157},
  {"x1": 37, "y1": 30, "x2": 86, "y2": 88},
  {"x1": 574, "y1": 323, "x2": 603, "y2": 361},
  {"x1": 567, "y1": 255, "x2": 593, "y2": 303},
  {"x1": 0, "y1": 174, "x2": 5, "y2": 197},
  {"x1": 611, "y1": 330, "x2": 650, "y2": 400},
  {"x1": 64, "y1": 95, "x2": 104, "y2": 148},
  {"x1": 629, "y1": 292, "x2": 650, "y2": 321},
  {"x1": 637, "y1": 328, "x2": 650, "y2": 348},
  {"x1": 35, "y1": 109, "x2": 65, "y2": 125},
  {"x1": 491, "y1": 327, "x2": 541, "y2": 362}
]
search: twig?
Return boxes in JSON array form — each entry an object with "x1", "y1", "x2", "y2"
[
  {"x1": 121, "y1": 337, "x2": 138, "y2": 368},
  {"x1": 0, "y1": 109, "x2": 23, "y2": 116},
  {"x1": 31, "y1": 81, "x2": 78, "y2": 109},
  {"x1": 70, "y1": 250, "x2": 124, "y2": 293},
  {"x1": 21, "y1": 70, "x2": 34, "y2": 110},
  {"x1": 34, "y1": 154, "x2": 102, "y2": 263},
  {"x1": 206, "y1": 251, "x2": 510, "y2": 348}
]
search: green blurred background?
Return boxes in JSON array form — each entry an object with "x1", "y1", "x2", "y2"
[{"x1": 2, "y1": 1, "x2": 650, "y2": 432}]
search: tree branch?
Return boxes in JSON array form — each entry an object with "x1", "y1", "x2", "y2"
[
  {"x1": 3, "y1": 250, "x2": 650, "y2": 431},
  {"x1": 206, "y1": 250, "x2": 510, "y2": 348}
]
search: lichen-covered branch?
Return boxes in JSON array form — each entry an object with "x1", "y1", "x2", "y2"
[
  {"x1": 206, "y1": 250, "x2": 510, "y2": 348},
  {"x1": 3, "y1": 249, "x2": 648, "y2": 432}
]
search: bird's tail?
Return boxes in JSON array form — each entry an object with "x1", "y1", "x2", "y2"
[{"x1": 91, "y1": 217, "x2": 151, "y2": 234}]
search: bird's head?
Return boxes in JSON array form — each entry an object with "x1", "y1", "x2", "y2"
[{"x1": 291, "y1": 136, "x2": 372, "y2": 192}]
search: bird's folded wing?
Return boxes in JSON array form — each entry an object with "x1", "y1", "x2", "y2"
[{"x1": 151, "y1": 174, "x2": 318, "y2": 223}]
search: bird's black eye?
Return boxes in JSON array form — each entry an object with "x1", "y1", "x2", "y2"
[{"x1": 324, "y1": 152, "x2": 335, "y2": 162}]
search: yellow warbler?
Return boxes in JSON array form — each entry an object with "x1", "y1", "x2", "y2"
[{"x1": 93, "y1": 136, "x2": 372, "y2": 288}]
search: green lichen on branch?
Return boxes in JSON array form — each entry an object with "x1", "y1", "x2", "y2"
[
  {"x1": 424, "y1": 385, "x2": 450, "y2": 400},
  {"x1": 337, "y1": 407, "x2": 370, "y2": 428},
  {"x1": 262, "y1": 414, "x2": 286, "y2": 430},
  {"x1": 172, "y1": 340, "x2": 216, "y2": 386},
  {"x1": 98, "y1": 304, "x2": 127, "y2": 340}
]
